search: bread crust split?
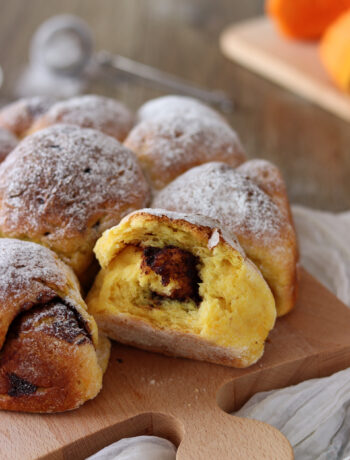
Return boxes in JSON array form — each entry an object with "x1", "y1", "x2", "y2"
[{"x1": 87, "y1": 209, "x2": 276, "y2": 368}]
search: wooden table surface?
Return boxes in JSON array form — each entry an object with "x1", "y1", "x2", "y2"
[{"x1": 0, "y1": 0, "x2": 349, "y2": 211}]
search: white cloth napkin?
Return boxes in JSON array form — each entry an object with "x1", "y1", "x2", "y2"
[
  {"x1": 291, "y1": 205, "x2": 350, "y2": 306},
  {"x1": 86, "y1": 436, "x2": 176, "y2": 460},
  {"x1": 88, "y1": 205, "x2": 350, "y2": 460}
]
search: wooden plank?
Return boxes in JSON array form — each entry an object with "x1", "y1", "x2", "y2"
[
  {"x1": 2, "y1": 268, "x2": 350, "y2": 458},
  {"x1": 220, "y1": 17, "x2": 350, "y2": 122}
]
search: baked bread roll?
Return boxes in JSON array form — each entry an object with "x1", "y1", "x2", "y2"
[
  {"x1": 137, "y1": 95, "x2": 228, "y2": 123},
  {"x1": 0, "y1": 238, "x2": 110, "y2": 413},
  {"x1": 0, "y1": 127, "x2": 17, "y2": 162},
  {"x1": 0, "y1": 96, "x2": 56, "y2": 138},
  {"x1": 87, "y1": 209, "x2": 276, "y2": 368},
  {"x1": 29, "y1": 95, "x2": 134, "y2": 141},
  {"x1": 124, "y1": 97, "x2": 246, "y2": 189},
  {"x1": 236, "y1": 159, "x2": 293, "y2": 222},
  {"x1": 0, "y1": 124, "x2": 150, "y2": 286},
  {"x1": 153, "y1": 162, "x2": 298, "y2": 316}
]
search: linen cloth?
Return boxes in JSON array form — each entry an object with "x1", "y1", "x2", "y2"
[
  {"x1": 86, "y1": 436, "x2": 176, "y2": 460},
  {"x1": 88, "y1": 205, "x2": 350, "y2": 460}
]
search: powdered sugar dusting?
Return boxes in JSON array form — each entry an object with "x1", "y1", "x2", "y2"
[
  {"x1": 237, "y1": 159, "x2": 285, "y2": 198},
  {"x1": 153, "y1": 162, "x2": 288, "y2": 243},
  {"x1": 0, "y1": 124, "x2": 150, "y2": 240},
  {"x1": 125, "y1": 109, "x2": 245, "y2": 189},
  {"x1": 0, "y1": 128, "x2": 17, "y2": 162},
  {"x1": 237, "y1": 160, "x2": 291, "y2": 218},
  {"x1": 137, "y1": 95, "x2": 227, "y2": 123},
  {"x1": 39, "y1": 95, "x2": 134, "y2": 141},
  {"x1": 0, "y1": 96, "x2": 57, "y2": 136},
  {"x1": 0, "y1": 239, "x2": 65, "y2": 301}
]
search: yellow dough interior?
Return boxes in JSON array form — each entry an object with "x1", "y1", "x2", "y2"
[{"x1": 87, "y1": 216, "x2": 276, "y2": 363}]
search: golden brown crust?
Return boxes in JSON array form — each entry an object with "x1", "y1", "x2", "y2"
[
  {"x1": 0, "y1": 300, "x2": 100, "y2": 412},
  {"x1": 0, "y1": 238, "x2": 91, "y2": 349},
  {"x1": 137, "y1": 95, "x2": 229, "y2": 124},
  {"x1": 29, "y1": 95, "x2": 134, "y2": 142},
  {"x1": 0, "y1": 96, "x2": 56, "y2": 138},
  {"x1": 236, "y1": 158, "x2": 300, "y2": 269},
  {"x1": 0, "y1": 124, "x2": 151, "y2": 283},
  {"x1": 236, "y1": 159, "x2": 293, "y2": 221},
  {"x1": 0, "y1": 239, "x2": 108, "y2": 412},
  {"x1": 95, "y1": 208, "x2": 244, "y2": 269},
  {"x1": 124, "y1": 98, "x2": 246, "y2": 189}
]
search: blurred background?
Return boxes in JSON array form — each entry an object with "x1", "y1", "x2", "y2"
[{"x1": 0, "y1": 0, "x2": 348, "y2": 211}]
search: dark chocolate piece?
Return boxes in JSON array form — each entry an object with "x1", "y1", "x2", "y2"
[
  {"x1": 142, "y1": 246, "x2": 202, "y2": 304},
  {"x1": 7, "y1": 373, "x2": 37, "y2": 397}
]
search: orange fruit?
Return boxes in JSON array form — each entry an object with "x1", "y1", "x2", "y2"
[
  {"x1": 267, "y1": 0, "x2": 350, "y2": 40},
  {"x1": 320, "y1": 9, "x2": 350, "y2": 91}
]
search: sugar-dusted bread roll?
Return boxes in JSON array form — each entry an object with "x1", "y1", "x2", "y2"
[
  {"x1": 29, "y1": 95, "x2": 134, "y2": 141},
  {"x1": 137, "y1": 95, "x2": 228, "y2": 123},
  {"x1": 153, "y1": 161, "x2": 298, "y2": 316},
  {"x1": 0, "y1": 124, "x2": 150, "y2": 286},
  {"x1": 87, "y1": 209, "x2": 276, "y2": 368},
  {"x1": 0, "y1": 239, "x2": 110, "y2": 413},
  {"x1": 236, "y1": 159, "x2": 294, "y2": 222},
  {"x1": 0, "y1": 127, "x2": 17, "y2": 163},
  {"x1": 124, "y1": 96, "x2": 246, "y2": 189},
  {"x1": 0, "y1": 96, "x2": 56, "y2": 138}
]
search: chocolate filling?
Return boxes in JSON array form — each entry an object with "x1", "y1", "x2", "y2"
[
  {"x1": 17, "y1": 299, "x2": 91, "y2": 345},
  {"x1": 141, "y1": 246, "x2": 202, "y2": 304},
  {"x1": 7, "y1": 373, "x2": 37, "y2": 397},
  {"x1": 5, "y1": 298, "x2": 91, "y2": 346},
  {"x1": 0, "y1": 300, "x2": 92, "y2": 398}
]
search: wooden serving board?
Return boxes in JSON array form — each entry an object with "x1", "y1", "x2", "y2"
[
  {"x1": 220, "y1": 17, "x2": 350, "y2": 122},
  {"x1": 3, "y1": 268, "x2": 350, "y2": 459}
]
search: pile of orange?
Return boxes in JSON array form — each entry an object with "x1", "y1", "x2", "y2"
[{"x1": 267, "y1": 0, "x2": 350, "y2": 92}]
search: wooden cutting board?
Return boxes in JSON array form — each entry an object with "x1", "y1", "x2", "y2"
[
  {"x1": 220, "y1": 17, "x2": 350, "y2": 122},
  {"x1": 3, "y1": 268, "x2": 350, "y2": 459}
]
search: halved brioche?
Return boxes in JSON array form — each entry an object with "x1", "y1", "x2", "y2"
[{"x1": 87, "y1": 209, "x2": 276, "y2": 368}]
